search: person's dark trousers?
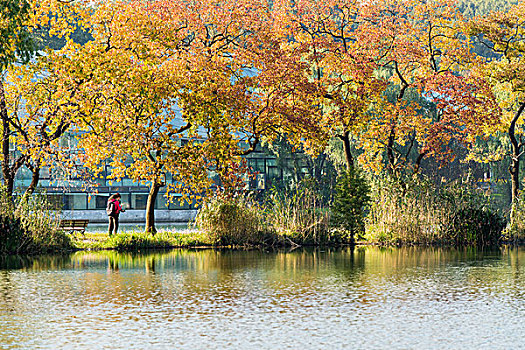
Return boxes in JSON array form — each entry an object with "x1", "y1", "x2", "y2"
[{"x1": 108, "y1": 215, "x2": 119, "y2": 235}]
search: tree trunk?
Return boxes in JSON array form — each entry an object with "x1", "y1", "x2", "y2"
[
  {"x1": 341, "y1": 131, "x2": 354, "y2": 170},
  {"x1": 145, "y1": 181, "x2": 162, "y2": 235},
  {"x1": 0, "y1": 79, "x2": 13, "y2": 197},
  {"x1": 509, "y1": 152, "x2": 520, "y2": 226},
  {"x1": 386, "y1": 67, "x2": 409, "y2": 177},
  {"x1": 386, "y1": 125, "x2": 396, "y2": 176},
  {"x1": 509, "y1": 103, "x2": 525, "y2": 202},
  {"x1": 22, "y1": 164, "x2": 40, "y2": 199},
  {"x1": 510, "y1": 157, "x2": 519, "y2": 201},
  {"x1": 413, "y1": 151, "x2": 427, "y2": 176},
  {"x1": 0, "y1": 79, "x2": 26, "y2": 201},
  {"x1": 509, "y1": 101, "x2": 525, "y2": 224}
]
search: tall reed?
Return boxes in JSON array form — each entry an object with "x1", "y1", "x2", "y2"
[
  {"x1": 263, "y1": 183, "x2": 332, "y2": 245},
  {"x1": 194, "y1": 182, "x2": 336, "y2": 246},
  {"x1": 1, "y1": 187, "x2": 70, "y2": 255},
  {"x1": 193, "y1": 193, "x2": 271, "y2": 246},
  {"x1": 366, "y1": 176, "x2": 505, "y2": 245}
]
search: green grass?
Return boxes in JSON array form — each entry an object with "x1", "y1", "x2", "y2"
[{"x1": 70, "y1": 229, "x2": 212, "y2": 251}]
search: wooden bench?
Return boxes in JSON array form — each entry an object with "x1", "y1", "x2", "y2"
[{"x1": 59, "y1": 219, "x2": 89, "y2": 236}]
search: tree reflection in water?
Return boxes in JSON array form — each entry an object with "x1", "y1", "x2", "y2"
[{"x1": 0, "y1": 247, "x2": 524, "y2": 349}]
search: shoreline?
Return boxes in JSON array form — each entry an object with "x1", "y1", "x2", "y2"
[
  {"x1": 60, "y1": 233, "x2": 525, "y2": 254},
  {"x1": 2, "y1": 230, "x2": 524, "y2": 257}
]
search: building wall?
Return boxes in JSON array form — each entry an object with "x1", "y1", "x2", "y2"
[
  {"x1": 7, "y1": 135, "x2": 284, "y2": 224},
  {"x1": 62, "y1": 209, "x2": 198, "y2": 223}
]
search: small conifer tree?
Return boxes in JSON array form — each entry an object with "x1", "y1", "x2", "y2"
[{"x1": 331, "y1": 167, "x2": 370, "y2": 242}]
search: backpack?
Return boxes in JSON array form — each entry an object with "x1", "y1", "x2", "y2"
[{"x1": 106, "y1": 200, "x2": 116, "y2": 216}]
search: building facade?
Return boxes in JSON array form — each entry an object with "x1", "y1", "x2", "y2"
[{"x1": 7, "y1": 136, "x2": 284, "y2": 224}]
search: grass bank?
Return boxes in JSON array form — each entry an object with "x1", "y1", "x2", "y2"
[{"x1": 70, "y1": 229, "x2": 212, "y2": 251}]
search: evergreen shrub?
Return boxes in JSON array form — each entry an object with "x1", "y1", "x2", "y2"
[{"x1": 330, "y1": 167, "x2": 370, "y2": 243}]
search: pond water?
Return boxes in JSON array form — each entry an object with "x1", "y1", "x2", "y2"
[{"x1": 1, "y1": 247, "x2": 524, "y2": 349}]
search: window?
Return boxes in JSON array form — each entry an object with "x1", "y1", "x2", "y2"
[
  {"x1": 40, "y1": 167, "x2": 51, "y2": 180},
  {"x1": 63, "y1": 195, "x2": 73, "y2": 210},
  {"x1": 120, "y1": 194, "x2": 130, "y2": 209},
  {"x1": 46, "y1": 195, "x2": 63, "y2": 210},
  {"x1": 96, "y1": 195, "x2": 108, "y2": 209},
  {"x1": 169, "y1": 199, "x2": 189, "y2": 210},
  {"x1": 267, "y1": 167, "x2": 281, "y2": 179},
  {"x1": 256, "y1": 174, "x2": 265, "y2": 190},
  {"x1": 134, "y1": 194, "x2": 148, "y2": 209},
  {"x1": 63, "y1": 194, "x2": 87, "y2": 210},
  {"x1": 248, "y1": 158, "x2": 266, "y2": 172}
]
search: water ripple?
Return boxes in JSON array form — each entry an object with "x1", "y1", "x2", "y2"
[{"x1": 1, "y1": 247, "x2": 524, "y2": 349}]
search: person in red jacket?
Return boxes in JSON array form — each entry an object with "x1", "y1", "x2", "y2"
[{"x1": 107, "y1": 193, "x2": 125, "y2": 236}]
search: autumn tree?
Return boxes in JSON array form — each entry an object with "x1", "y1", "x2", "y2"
[
  {"x1": 1, "y1": 0, "x2": 35, "y2": 198},
  {"x1": 70, "y1": 0, "x2": 322, "y2": 233},
  {"x1": 66, "y1": 1, "x2": 204, "y2": 234},
  {"x1": 467, "y1": 0, "x2": 525, "y2": 213},
  {"x1": 0, "y1": 0, "x2": 88, "y2": 199},
  {"x1": 272, "y1": 0, "x2": 385, "y2": 171},
  {"x1": 354, "y1": 0, "x2": 500, "y2": 179},
  {"x1": 3, "y1": 53, "x2": 87, "y2": 201},
  {"x1": 270, "y1": 0, "x2": 499, "y2": 182}
]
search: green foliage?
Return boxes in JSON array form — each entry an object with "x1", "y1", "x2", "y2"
[
  {"x1": 366, "y1": 176, "x2": 506, "y2": 246},
  {"x1": 503, "y1": 194, "x2": 525, "y2": 243},
  {"x1": 107, "y1": 232, "x2": 180, "y2": 251},
  {"x1": 0, "y1": 214, "x2": 25, "y2": 255},
  {"x1": 194, "y1": 195, "x2": 270, "y2": 246},
  {"x1": 330, "y1": 167, "x2": 370, "y2": 242},
  {"x1": 0, "y1": 0, "x2": 34, "y2": 68},
  {"x1": 0, "y1": 187, "x2": 70, "y2": 255},
  {"x1": 440, "y1": 180, "x2": 506, "y2": 245},
  {"x1": 444, "y1": 207, "x2": 505, "y2": 246}
]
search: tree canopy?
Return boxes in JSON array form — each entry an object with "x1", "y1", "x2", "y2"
[{"x1": 2, "y1": 0, "x2": 524, "y2": 233}]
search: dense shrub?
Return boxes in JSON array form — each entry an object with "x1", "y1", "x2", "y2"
[
  {"x1": 194, "y1": 195, "x2": 271, "y2": 246},
  {"x1": 195, "y1": 174, "x2": 507, "y2": 247},
  {"x1": 330, "y1": 167, "x2": 370, "y2": 242},
  {"x1": 503, "y1": 195, "x2": 525, "y2": 243},
  {"x1": 440, "y1": 181, "x2": 506, "y2": 246},
  {"x1": 444, "y1": 207, "x2": 505, "y2": 246},
  {"x1": 0, "y1": 214, "x2": 25, "y2": 255},
  {"x1": 0, "y1": 188, "x2": 70, "y2": 255}
]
